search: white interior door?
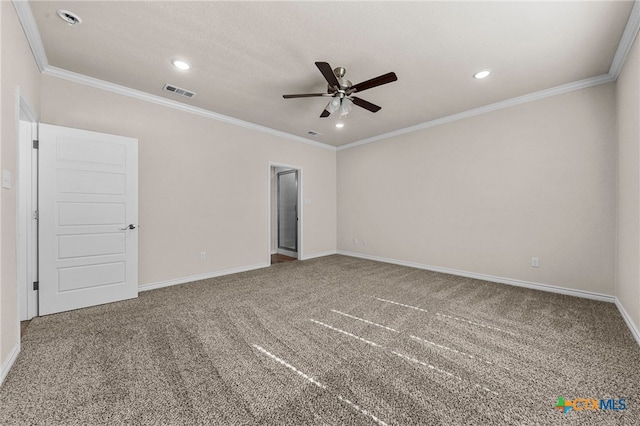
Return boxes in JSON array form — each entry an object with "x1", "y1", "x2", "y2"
[{"x1": 38, "y1": 123, "x2": 138, "y2": 315}]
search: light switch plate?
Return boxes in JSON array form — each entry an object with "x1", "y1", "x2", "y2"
[{"x1": 2, "y1": 170, "x2": 11, "y2": 189}]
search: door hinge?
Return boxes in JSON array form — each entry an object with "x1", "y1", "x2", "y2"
[
  {"x1": 33, "y1": 281, "x2": 39, "y2": 291},
  {"x1": 32, "y1": 210, "x2": 38, "y2": 220},
  {"x1": 32, "y1": 139, "x2": 39, "y2": 149}
]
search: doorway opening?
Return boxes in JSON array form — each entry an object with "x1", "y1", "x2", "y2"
[{"x1": 269, "y1": 164, "x2": 302, "y2": 264}]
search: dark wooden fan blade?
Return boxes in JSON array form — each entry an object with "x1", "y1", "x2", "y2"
[
  {"x1": 351, "y1": 97, "x2": 382, "y2": 113},
  {"x1": 320, "y1": 109, "x2": 331, "y2": 118},
  {"x1": 350, "y1": 72, "x2": 397, "y2": 93},
  {"x1": 315, "y1": 62, "x2": 340, "y2": 88},
  {"x1": 283, "y1": 93, "x2": 326, "y2": 99}
]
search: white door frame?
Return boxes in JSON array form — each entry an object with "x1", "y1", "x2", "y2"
[
  {"x1": 268, "y1": 162, "x2": 303, "y2": 260},
  {"x1": 16, "y1": 89, "x2": 39, "y2": 321}
]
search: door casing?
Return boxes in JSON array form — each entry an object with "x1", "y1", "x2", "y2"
[
  {"x1": 17, "y1": 91, "x2": 39, "y2": 321},
  {"x1": 268, "y1": 162, "x2": 302, "y2": 260},
  {"x1": 277, "y1": 169, "x2": 298, "y2": 254}
]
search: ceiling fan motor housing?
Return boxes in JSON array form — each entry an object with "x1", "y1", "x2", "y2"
[{"x1": 329, "y1": 67, "x2": 352, "y2": 95}]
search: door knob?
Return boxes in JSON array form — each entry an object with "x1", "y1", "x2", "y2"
[{"x1": 120, "y1": 224, "x2": 137, "y2": 230}]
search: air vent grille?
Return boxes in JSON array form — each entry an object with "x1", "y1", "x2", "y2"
[
  {"x1": 163, "y1": 84, "x2": 196, "y2": 98},
  {"x1": 307, "y1": 130, "x2": 322, "y2": 136}
]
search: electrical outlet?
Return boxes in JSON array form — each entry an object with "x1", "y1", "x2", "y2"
[
  {"x1": 200, "y1": 252, "x2": 206, "y2": 261},
  {"x1": 531, "y1": 257, "x2": 539, "y2": 268},
  {"x1": 362, "y1": 239, "x2": 367, "y2": 246},
  {"x1": 354, "y1": 238, "x2": 358, "y2": 245}
]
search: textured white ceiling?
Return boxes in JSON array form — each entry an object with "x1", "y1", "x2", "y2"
[{"x1": 30, "y1": 1, "x2": 634, "y2": 147}]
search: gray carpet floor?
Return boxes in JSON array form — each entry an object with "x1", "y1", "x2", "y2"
[{"x1": 1, "y1": 255, "x2": 639, "y2": 425}]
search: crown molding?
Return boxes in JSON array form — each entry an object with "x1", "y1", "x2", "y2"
[
  {"x1": 338, "y1": 74, "x2": 615, "y2": 151},
  {"x1": 13, "y1": 0, "x2": 636, "y2": 153},
  {"x1": 12, "y1": 0, "x2": 335, "y2": 152},
  {"x1": 11, "y1": 0, "x2": 48, "y2": 72},
  {"x1": 609, "y1": 0, "x2": 640, "y2": 79},
  {"x1": 42, "y1": 67, "x2": 336, "y2": 151},
  {"x1": 339, "y1": 0, "x2": 639, "y2": 151}
]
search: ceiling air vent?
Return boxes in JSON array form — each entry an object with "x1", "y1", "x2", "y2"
[
  {"x1": 307, "y1": 130, "x2": 322, "y2": 136},
  {"x1": 163, "y1": 84, "x2": 196, "y2": 99},
  {"x1": 57, "y1": 9, "x2": 82, "y2": 25}
]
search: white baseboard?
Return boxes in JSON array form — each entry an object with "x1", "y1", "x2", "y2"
[
  {"x1": 0, "y1": 342, "x2": 20, "y2": 387},
  {"x1": 277, "y1": 248, "x2": 298, "y2": 258},
  {"x1": 301, "y1": 250, "x2": 337, "y2": 261},
  {"x1": 615, "y1": 298, "x2": 640, "y2": 347},
  {"x1": 270, "y1": 249, "x2": 277, "y2": 255},
  {"x1": 139, "y1": 252, "x2": 339, "y2": 292},
  {"x1": 139, "y1": 262, "x2": 270, "y2": 292},
  {"x1": 337, "y1": 251, "x2": 615, "y2": 303}
]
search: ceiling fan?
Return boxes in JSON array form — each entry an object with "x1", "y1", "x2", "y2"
[{"x1": 283, "y1": 62, "x2": 397, "y2": 118}]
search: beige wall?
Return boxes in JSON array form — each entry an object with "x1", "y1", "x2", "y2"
[
  {"x1": 1, "y1": 2, "x2": 41, "y2": 370},
  {"x1": 617, "y1": 32, "x2": 640, "y2": 332},
  {"x1": 338, "y1": 83, "x2": 617, "y2": 295},
  {"x1": 39, "y1": 75, "x2": 336, "y2": 287}
]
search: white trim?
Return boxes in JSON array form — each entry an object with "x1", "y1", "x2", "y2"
[
  {"x1": 615, "y1": 298, "x2": 640, "y2": 347},
  {"x1": 0, "y1": 343, "x2": 20, "y2": 387},
  {"x1": 19, "y1": 95, "x2": 38, "y2": 122},
  {"x1": 42, "y1": 67, "x2": 335, "y2": 152},
  {"x1": 277, "y1": 248, "x2": 298, "y2": 258},
  {"x1": 338, "y1": 74, "x2": 615, "y2": 151},
  {"x1": 4, "y1": 87, "x2": 24, "y2": 383},
  {"x1": 337, "y1": 251, "x2": 615, "y2": 303},
  {"x1": 300, "y1": 250, "x2": 337, "y2": 261},
  {"x1": 16, "y1": 88, "x2": 39, "y2": 321},
  {"x1": 17, "y1": 120, "x2": 37, "y2": 321},
  {"x1": 609, "y1": 0, "x2": 640, "y2": 79},
  {"x1": 40, "y1": 65, "x2": 617, "y2": 155},
  {"x1": 11, "y1": 0, "x2": 48, "y2": 72},
  {"x1": 139, "y1": 262, "x2": 269, "y2": 292}
]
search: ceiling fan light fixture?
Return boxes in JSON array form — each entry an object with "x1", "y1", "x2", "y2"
[
  {"x1": 326, "y1": 97, "x2": 341, "y2": 114},
  {"x1": 473, "y1": 69, "x2": 492, "y2": 79},
  {"x1": 339, "y1": 98, "x2": 353, "y2": 117},
  {"x1": 172, "y1": 59, "x2": 191, "y2": 70}
]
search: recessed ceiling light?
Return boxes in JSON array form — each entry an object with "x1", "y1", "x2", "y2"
[
  {"x1": 57, "y1": 9, "x2": 82, "y2": 25},
  {"x1": 473, "y1": 69, "x2": 492, "y2": 79},
  {"x1": 335, "y1": 122, "x2": 344, "y2": 129},
  {"x1": 172, "y1": 60, "x2": 191, "y2": 70}
]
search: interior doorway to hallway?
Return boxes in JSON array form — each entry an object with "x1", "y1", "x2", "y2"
[{"x1": 269, "y1": 164, "x2": 302, "y2": 264}]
